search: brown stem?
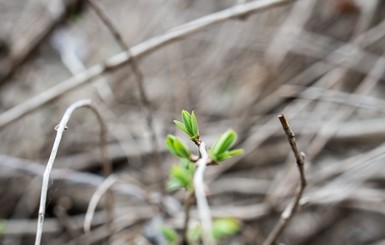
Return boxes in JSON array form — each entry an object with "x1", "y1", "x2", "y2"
[
  {"x1": 262, "y1": 114, "x2": 307, "y2": 245},
  {"x1": 181, "y1": 191, "x2": 195, "y2": 245}
]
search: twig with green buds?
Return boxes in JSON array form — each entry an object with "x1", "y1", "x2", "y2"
[{"x1": 163, "y1": 110, "x2": 243, "y2": 245}]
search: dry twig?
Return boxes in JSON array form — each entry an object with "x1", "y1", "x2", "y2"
[
  {"x1": 35, "y1": 99, "x2": 113, "y2": 245},
  {"x1": 181, "y1": 191, "x2": 195, "y2": 244},
  {"x1": 84, "y1": 175, "x2": 118, "y2": 233},
  {"x1": 262, "y1": 114, "x2": 307, "y2": 245}
]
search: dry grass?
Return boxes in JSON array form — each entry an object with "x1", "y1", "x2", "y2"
[{"x1": 0, "y1": 0, "x2": 385, "y2": 244}]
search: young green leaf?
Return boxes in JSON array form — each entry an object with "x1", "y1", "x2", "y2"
[
  {"x1": 214, "y1": 152, "x2": 231, "y2": 161},
  {"x1": 166, "y1": 178, "x2": 184, "y2": 191},
  {"x1": 165, "y1": 135, "x2": 190, "y2": 159},
  {"x1": 174, "y1": 120, "x2": 190, "y2": 135},
  {"x1": 167, "y1": 163, "x2": 195, "y2": 191},
  {"x1": 212, "y1": 218, "x2": 240, "y2": 240},
  {"x1": 190, "y1": 111, "x2": 199, "y2": 138},
  {"x1": 187, "y1": 224, "x2": 202, "y2": 243},
  {"x1": 166, "y1": 159, "x2": 195, "y2": 191},
  {"x1": 161, "y1": 225, "x2": 178, "y2": 244},
  {"x1": 180, "y1": 158, "x2": 190, "y2": 169},
  {"x1": 173, "y1": 138, "x2": 190, "y2": 159},
  {"x1": 208, "y1": 129, "x2": 243, "y2": 162},
  {"x1": 182, "y1": 110, "x2": 193, "y2": 135},
  {"x1": 166, "y1": 135, "x2": 179, "y2": 157},
  {"x1": 228, "y1": 149, "x2": 244, "y2": 156},
  {"x1": 186, "y1": 160, "x2": 196, "y2": 176},
  {"x1": 174, "y1": 110, "x2": 201, "y2": 141},
  {"x1": 213, "y1": 130, "x2": 236, "y2": 154},
  {"x1": 171, "y1": 165, "x2": 191, "y2": 187}
]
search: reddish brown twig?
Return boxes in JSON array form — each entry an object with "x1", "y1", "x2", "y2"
[{"x1": 263, "y1": 114, "x2": 307, "y2": 245}]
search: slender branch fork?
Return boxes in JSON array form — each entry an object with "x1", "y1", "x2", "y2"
[
  {"x1": 181, "y1": 138, "x2": 215, "y2": 245},
  {"x1": 262, "y1": 114, "x2": 307, "y2": 245},
  {"x1": 35, "y1": 99, "x2": 112, "y2": 245}
]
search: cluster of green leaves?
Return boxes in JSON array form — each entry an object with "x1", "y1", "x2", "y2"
[
  {"x1": 165, "y1": 111, "x2": 243, "y2": 191},
  {"x1": 161, "y1": 225, "x2": 178, "y2": 245},
  {"x1": 166, "y1": 159, "x2": 195, "y2": 191},
  {"x1": 161, "y1": 218, "x2": 241, "y2": 245},
  {"x1": 174, "y1": 110, "x2": 199, "y2": 142},
  {"x1": 166, "y1": 110, "x2": 244, "y2": 191},
  {"x1": 166, "y1": 135, "x2": 190, "y2": 159},
  {"x1": 211, "y1": 218, "x2": 240, "y2": 240},
  {"x1": 208, "y1": 129, "x2": 244, "y2": 163},
  {"x1": 163, "y1": 110, "x2": 243, "y2": 244}
]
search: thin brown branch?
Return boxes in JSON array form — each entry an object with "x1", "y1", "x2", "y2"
[
  {"x1": 0, "y1": 0, "x2": 295, "y2": 129},
  {"x1": 262, "y1": 114, "x2": 307, "y2": 245},
  {"x1": 181, "y1": 191, "x2": 195, "y2": 245},
  {"x1": 265, "y1": 16, "x2": 385, "y2": 204},
  {"x1": 87, "y1": 0, "x2": 127, "y2": 51},
  {"x1": 79, "y1": 101, "x2": 115, "y2": 240}
]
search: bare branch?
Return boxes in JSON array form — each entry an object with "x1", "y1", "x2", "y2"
[
  {"x1": 85, "y1": 102, "x2": 116, "y2": 241},
  {"x1": 87, "y1": 0, "x2": 127, "y2": 51},
  {"x1": 262, "y1": 114, "x2": 307, "y2": 245},
  {"x1": 84, "y1": 175, "x2": 118, "y2": 233},
  {"x1": 0, "y1": 0, "x2": 295, "y2": 129},
  {"x1": 35, "y1": 99, "x2": 113, "y2": 245}
]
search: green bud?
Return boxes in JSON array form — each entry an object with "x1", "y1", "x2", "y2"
[
  {"x1": 161, "y1": 225, "x2": 178, "y2": 244},
  {"x1": 209, "y1": 130, "x2": 243, "y2": 162},
  {"x1": 173, "y1": 110, "x2": 200, "y2": 141},
  {"x1": 166, "y1": 135, "x2": 190, "y2": 159},
  {"x1": 212, "y1": 218, "x2": 240, "y2": 240}
]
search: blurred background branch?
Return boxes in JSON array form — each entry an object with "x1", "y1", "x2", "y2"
[{"x1": 0, "y1": 0, "x2": 385, "y2": 244}]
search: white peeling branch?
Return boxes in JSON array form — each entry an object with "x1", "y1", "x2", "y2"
[
  {"x1": 35, "y1": 99, "x2": 112, "y2": 245},
  {"x1": 194, "y1": 142, "x2": 215, "y2": 245}
]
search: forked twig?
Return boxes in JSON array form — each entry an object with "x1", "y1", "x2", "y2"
[
  {"x1": 35, "y1": 99, "x2": 113, "y2": 245},
  {"x1": 262, "y1": 114, "x2": 307, "y2": 245},
  {"x1": 194, "y1": 142, "x2": 215, "y2": 245}
]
